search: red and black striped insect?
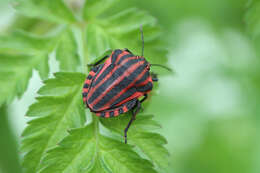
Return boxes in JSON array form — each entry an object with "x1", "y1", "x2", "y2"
[{"x1": 82, "y1": 26, "x2": 171, "y2": 143}]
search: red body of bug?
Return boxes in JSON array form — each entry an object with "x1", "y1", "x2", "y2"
[
  {"x1": 82, "y1": 48, "x2": 157, "y2": 143},
  {"x1": 83, "y1": 49, "x2": 153, "y2": 116}
]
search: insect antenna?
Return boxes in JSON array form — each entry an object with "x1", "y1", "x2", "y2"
[
  {"x1": 140, "y1": 25, "x2": 172, "y2": 73},
  {"x1": 140, "y1": 25, "x2": 144, "y2": 57},
  {"x1": 150, "y1": 64, "x2": 173, "y2": 72}
]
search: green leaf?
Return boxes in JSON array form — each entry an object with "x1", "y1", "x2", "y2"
[
  {"x1": 245, "y1": 0, "x2": 260, "y2": 38},
  {"x1": 0, "y1": 26, "x2": 82, "y2": 105},
  {"x1": 39, "y1": 120, "x2": 157, "y2": 173},
  {"x1": 83, "y1": 0, "x2": 118, "y2": 20},
  {"x1": 7, "y1": 1, "x2": 170, "y2": 172},
  {"x1": 56, "y1": 28, "x2": 81, "y2": 72},
  {"x1": 100, "y1": 114, "x2": 169, "y2": 169},
  {"x1": 0, "y1": 31, "x2": 54, "y2": 105},
  {"x1": 0, "y1": 30, "x2": 55, "y2": 53},
  {"x1": 8, "y1": 16, "x2": 58, "y2": 34},
  {"x1": 83, "y1": 6, "x2": 167, "y2": 64},
  {"x1": 0, "y1": 53, "x2": 49, "y2": 105},
  {"x1": 21, "y1": 72, "x2": 86, "y2": 173},
  {"x1": 14, "y1": 0, "x2": 76, "y2": 24},
  {"x1": 35, "y1": 54, "x2": 50, "y2": 79}
]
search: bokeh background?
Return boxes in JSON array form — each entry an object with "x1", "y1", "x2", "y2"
[{"x1": 1, "y1": 0, "x2": 259, "y2": 173}]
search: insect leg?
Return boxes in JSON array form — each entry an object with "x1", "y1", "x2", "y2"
[
  {"x1": 140, "y1": 94, "x2": 148, "y2": 103},
  {"x1": 151, "y1": 72, "x2": 158, "y2": 82},
  {"x1": 124, "y1": 100, "x2": 141, "y2": 144},
  {"x1": 88, "y1": 55, "x2": 109, "y2": 67},
  {"x1": 139, "y1": 94, "x2": 148, "y2": 112},
  {"x1": 123, "y1": 48, "x2": 133, "y2": 54}
]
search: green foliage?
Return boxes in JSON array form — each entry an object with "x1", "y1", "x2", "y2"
[
  {"x1": 39, "y1": 121, "x2": 157, "y2": 173},
  {"x1": 14, "y1": 0, "x2": 76, "y2": 24},
  {"x1": 21, "y1": 72, "x2": 168, "y2": 173},
  {"x1": 0, "y1": 30, "x2": 54, "y2": 52},
  {"x1": 0, "y1": 0, "x2": 170, "y2": 172},
  {"x1": 0, "y1": 0, "x2": 166, "y2": 105},
  {"x1": 84, "y1": 6, "x2": 167, "y2": 64},
  {"x1": 21, "y1": 73, "x2": 86, "y2": 172},
  {"x1": 0, "y1": 31, "x2": 52, "y2": 105},
  {"x1": 0, "y1": 53, "x2": 48, "y2": 105},
  {"x1": 56, "y1": 28, "x2": 81, "y2": 72},
  {"x1": 245, "y1": 0, "x2": 260, "y2": 38},
  {"x1": 83, "y1": 0, "x2": 117, "y2": 20},
  {"x1": 100, "y1": 114, "x2": 169, "y2": 169}
]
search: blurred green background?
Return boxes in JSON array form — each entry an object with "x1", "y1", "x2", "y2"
[{"x1": 1, "y1": 0, "x2": 260, "y2": 173}]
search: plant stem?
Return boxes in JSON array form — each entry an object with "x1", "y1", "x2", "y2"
[
  {"x1": 93, "y1": 115, "x2": 99, "y2": 141},
  {"x1": 80, "y1": 24, "x2": 88, "y2": 73},
  {"x1": 80, "y1": 22, "x2": 99, "y2": 134}
]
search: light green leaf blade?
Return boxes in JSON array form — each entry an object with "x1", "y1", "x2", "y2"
[
  {"x1": 8, "y1": 15, "x2": 58, "y2": 35},
  {"x1": 84, "y1": 7, "x2": 167, "y2": 64},
  {"x1": 0, "y1": 30, "x2": 55, "y2": 53},
  {"x1": 35, "y1": 53, "x2": 50, "y2": 79},
  {"x1": 0, "y1": 31, "x2": 55, "y2": 105},
  {"x1": 39, "y1": 122, "x2": 157, "y2": 173},
  {"x1": 100, "y1": 114, "x2": 170, "y2": 169},
  {"x1": 83, "y1": 0, "x2": 118, "y2": 20},
  {"x1": 56, "y1": 28, "x2": 81, "y2": 72},
  {"x1": 14, "y1": 0, "x2": 76, "y2": 24},
  {"x1": 0, "y1": 27, "x2": 82, "y2": 105},
  {"x1": 21, "y1": 72, "x2": 86, "y2": 173},
  {"x1": 0, "y1": 53, "x2": 49, "y2": 105}
]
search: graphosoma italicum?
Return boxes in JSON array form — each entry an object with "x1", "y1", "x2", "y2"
[{"x1": 82, "y1": 25, "x2": 171, "y2": 143}]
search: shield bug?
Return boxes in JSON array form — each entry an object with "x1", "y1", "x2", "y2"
[{"x1": 82, "y1": 25, "x2": 171, "y2": 143}]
